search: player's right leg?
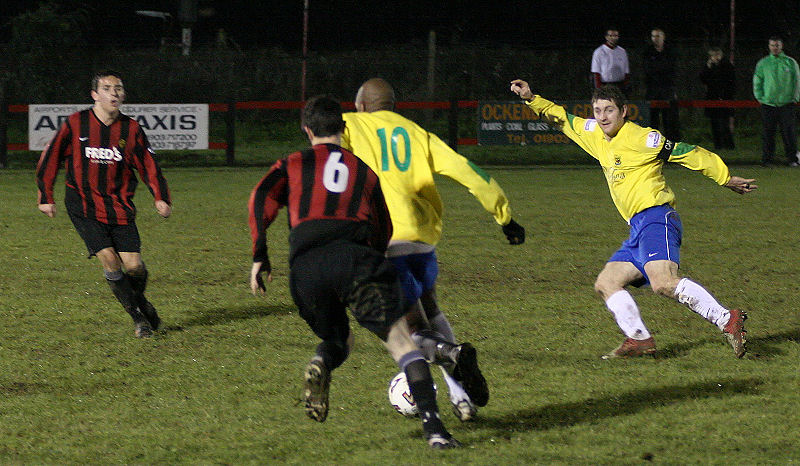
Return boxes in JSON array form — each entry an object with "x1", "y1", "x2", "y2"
[
  {"x1": 595, "y1": 260, "x2": 654, "y2": 359},
  {"x1": 290, "y1": 247, "x2": 358, "y2": 423}
]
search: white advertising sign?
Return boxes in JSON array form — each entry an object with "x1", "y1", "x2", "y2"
[{"x1": 28, "y1": 104, "x2": 209, "y2": 151}]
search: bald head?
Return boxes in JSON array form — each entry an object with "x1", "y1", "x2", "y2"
[{"x1": 355, "y1": 78, "x2": 395, "y2": 112}]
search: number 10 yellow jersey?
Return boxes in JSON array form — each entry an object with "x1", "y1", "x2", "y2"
[{"x1": 342, "y1": 110, "x2": 512, "y2": 245}]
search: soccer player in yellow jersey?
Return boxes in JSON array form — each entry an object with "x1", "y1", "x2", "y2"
[
  {"x1": 341, "y1": 78, "x2": 526, "y2": 420},
  {"x1": 510, "y1": 80, "x2": 756, "y2": 359}
]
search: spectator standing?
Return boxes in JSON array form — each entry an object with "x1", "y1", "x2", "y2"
[
  {"x1": 700, "y1": 46, "x2": 736, "y2": 150},
  {"x1": 591, "y1": 28, "x2": 630, "y2": 94},
  {"x1": 644, "y1": 28, "x2": 680, "y2": 140},
  {"x1": 753, "y1": 36, "x2": 800, "y2": 166}
]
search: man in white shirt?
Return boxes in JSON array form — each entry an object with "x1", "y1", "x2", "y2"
[{"x1": 591, "y1": 28, "x2": 630, "y2": 94}]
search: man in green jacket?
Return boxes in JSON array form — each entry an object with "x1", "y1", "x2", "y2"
[{"x1": 753, "y1": 36, "x2": 800, "y2": 166}]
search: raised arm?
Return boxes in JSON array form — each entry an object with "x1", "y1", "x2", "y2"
[{"x1": 510, "y1": 79, "x2": 534, "y2": 101}]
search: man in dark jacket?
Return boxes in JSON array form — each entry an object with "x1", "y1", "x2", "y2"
[{"x1": 644, "y1": 28, "x2": 680, "y2": 140}]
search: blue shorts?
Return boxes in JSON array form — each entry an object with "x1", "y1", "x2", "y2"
[
  {"x1": 389, "y1": 251, "x2": 438, "y2": 305},
  {"x1": 608, "y1": 204, "x2": 683, "y2": 285}
]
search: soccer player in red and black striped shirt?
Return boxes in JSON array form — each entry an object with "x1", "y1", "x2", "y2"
[
  {"x1": 248, "y1": 95, "x2": 460, "y2": 449},
  {"x1": 36, "y1": 70, "x2": 171, "y2": 339}
]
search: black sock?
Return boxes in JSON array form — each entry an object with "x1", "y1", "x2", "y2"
[
  {"x1": 106, "y1": 274, "x2": 144, "y2": 322},
  {"x1": 126, "y1": 268, "x2": 148, "y2": 307},
  {"x1": 316, "y1": 339, "x2": 349, "y2": 370},
  {"x1": 405, "y1": 359, "x2": 447, "y2": 437}
]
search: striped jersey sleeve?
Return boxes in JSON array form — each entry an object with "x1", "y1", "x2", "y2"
[
  {"x1": 131, "y1": 127, "x2": 171, "y2": 205},
  {"x1": 36, "y1": 118, "x2": 73, "y2": 205},
  {"x1": 248, "y1": 158, "x2": 289, "y2": 262}
]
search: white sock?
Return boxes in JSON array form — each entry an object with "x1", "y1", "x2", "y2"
[
  {"x1": 439, "y1": 366, "x2": 471, "y2": 403},
  {"x1": 429, "y1": 313, "x2": 457, "y2": 343},
  {"x1": 674, "y1": 278, "x2": 730, "y2": 329},
  {"x1": 605, "y1": 290, "x2": 651, "y2": 340}
]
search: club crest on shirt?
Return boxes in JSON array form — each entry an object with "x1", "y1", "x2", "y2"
[
  {"x1": 585, "y1": 119, "x2": 598, "y2": 132},
  {"x1": 614, "y1": 155, "x2": 621, "y2": 166},
  {"x1": 118, "y1": 139, "x2": 126, "y2": 149},
  {"x1": 646, "y1": 131, "x2": 661, "y2": 148}
]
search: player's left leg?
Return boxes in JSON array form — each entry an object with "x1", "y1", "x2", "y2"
[
  {"x1": 119, "y1": 253, "x2": 160, "y2": 330},
  {"x1": 397, "y1": 252, "x2": 488, "y2": 412},
  {"x1": 303, "y1": 330, "x2": 352, "y2": 423},
  {"x1": 114, "y1": 222, "x2": 161, "y2": 331},
  {"x1": 640, "y1": 208, "x2": 745, "y2": 358},
  {"x1": 97, "y1": 248, "x2": 151, "y2": 338},
  {"x1": 420, "y1": 291, "x2": 475, "y2": 419},
  {"x1": 646, "y1": 260, "x2": 747, "y2": 358}
]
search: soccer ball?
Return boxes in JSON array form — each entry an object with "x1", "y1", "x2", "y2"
[
  {"x1": 388, "y1": 371, "x2": 418, "y2": 416},
  {"x1": 388, "y1": 371, "x2": 437, "y2": 417}
]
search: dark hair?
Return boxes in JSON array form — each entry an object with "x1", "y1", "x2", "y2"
[
  {"x1": 708, "y1": 46, "x2": 723, "y2": 54},
  {"x1": 769, "y1": 35, "x2": 784, "y2": 43},
  {"x1": 92, "y1": 70, "x2": 123, "y2": 90},
  {"x1": 301, "y1": 95, "x2": 345, "y2": 137},
  {"x1": 591, "y1": 85, "x2": 627, "y2": 112}
]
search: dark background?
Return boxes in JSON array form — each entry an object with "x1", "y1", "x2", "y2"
[{"x1": 2, "y1": 0, "x2": 799, "y2": 51}]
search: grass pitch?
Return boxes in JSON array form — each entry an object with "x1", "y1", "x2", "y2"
[{"x1": 1, "y1": 163, "x2": 799, "y2": 464}]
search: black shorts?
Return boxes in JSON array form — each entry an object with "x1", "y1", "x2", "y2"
[
  {"x1": 289, "y1": 241, "x2": 406, "y2": 342},
  {"x1": 67, "y1": 211, "x2": 141, "y2": 257}
]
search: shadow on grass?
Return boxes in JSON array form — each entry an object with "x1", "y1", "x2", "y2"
[
  {"x1": 653, "y1": 337, "x2": 717, "y2": 359},
  {"x1": 0, "y1": 381, "x2": 50, "y2": 395},
  {"x1": 641, "y1": 327, "x2": 800, "y2": 359},
  {"x1": 744, "y1": 328, "x2": 800, "y2": 359},
  {"x1": 475, "y1": 377, "x2": 762, "y2": 434},
  {"x1": 166, "y1": 303, "x2": 295, "y2": 330}
]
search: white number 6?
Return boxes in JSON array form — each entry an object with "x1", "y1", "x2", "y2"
[{"x1": 323, "y1": 151, "x2": 349, "y2": 193}]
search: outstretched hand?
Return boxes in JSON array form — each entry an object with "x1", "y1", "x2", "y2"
[
  {"x1": 510, "y1": 79, "x2": 534, "y2": 100},
  {"x1": 725, "y1": 176, "x2": 757, "y2": 194},
  {"x1": 250, "y1": 260, "x2": 273, "y2": 295}
]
